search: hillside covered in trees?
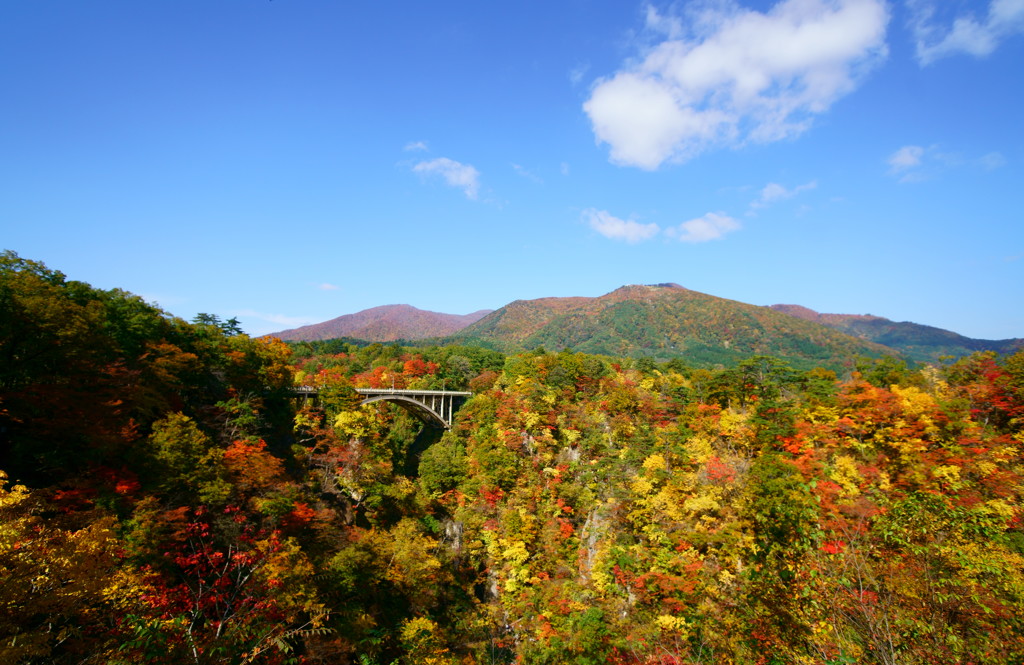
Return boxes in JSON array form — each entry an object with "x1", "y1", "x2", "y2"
[
  {"x1": 444, "y1": 284, "x2": 898, "y2": 370},
  {"x1": 770, "y1": 305, "x2": 1023, "y2": 364},
  {"x1": 273, "y1": 305, "x2": 493, "y2": 343},
  {"x1": 3, "y1": 252, "x2": 1024, "y2": 665}
]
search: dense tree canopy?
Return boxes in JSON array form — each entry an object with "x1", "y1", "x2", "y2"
[{"x1": 2, "y1": 253, "x2": 1023, "y2": 664}]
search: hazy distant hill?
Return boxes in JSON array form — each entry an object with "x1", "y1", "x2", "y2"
[
  {"x1": 447, "y1": 284, "x2": 896, "y2": 370},
  {"x1": 270, "y1": 305, "x2": 492, "y2": 342},
  {"x1": 771, "y1": 304, "x2": 1024, "y2": 363}
]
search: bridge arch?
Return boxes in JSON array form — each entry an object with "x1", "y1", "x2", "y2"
[
  {"x1": 355, "y1": 389, "x2": 472, "y2": 429},
  {"x1": 358, "y1": 394, "x2": 448, "y2": 429},
  {"x1": 292, "y1": 387, "x2": 471, "y2": 429}
]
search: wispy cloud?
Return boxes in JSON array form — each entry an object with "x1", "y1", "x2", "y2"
[
  {"x1": 887, "y1": 144, "x2": 1005, "y2": 181},
  {"x1": 583, "y1": 0, "x2": 890, "y2": 169},
  {"x1": 583, "y1": 208, "x2": 660, "y2": 243},
  {"x1": 888, "y1": 145, "x2": 925, "y2": 173},
  {"x1": 908, "y1": 0, "x2": 1024, "y2": 65},
  {"x1": 512, "y1": 163, "x2": 543, "y2": 184},
  {"x1": 887, "y1": 144, "x2": 945, "y2": 182},
  {"x1": 980, "y1": 151, "x2": 1007, "y2": 170},
  {"x1": 666, "y1": 212, "x2": 741, "y2": 243},
  {"x1": 404, "y1": 140, "x2": 429, "y2": 151},
  {"x1": 569, "y1": 63, "x2": 590, "y2": 86},
  {"x1": 750, "y1": 180, "x2": 817, "y2": 211},
  {"x1": 413, "y1": 157, "x2": 481, "y2": 199},
  {"x1": 317, "y1": 283, "x2": 340, "y2": 291}
]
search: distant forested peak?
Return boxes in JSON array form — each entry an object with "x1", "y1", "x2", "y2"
[{"x1": 771, "y1": 303, "x2": 1024, "y2": 362}]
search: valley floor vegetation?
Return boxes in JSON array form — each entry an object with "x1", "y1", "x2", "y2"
[{"x1": 2, "y1": 251, "x2": 1023, "y2": 664}]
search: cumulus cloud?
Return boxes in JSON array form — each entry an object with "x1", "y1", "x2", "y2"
[
  {"x1": 583, "y1": 0, "x2": 890, "y2": 169},
  {"x1": 909, "y1": 0, "x2": 1024, "y2": 65},
  {"x1": 413, "y1": 157, "x2": 481, "y2": 199},
  {"x1": 750, "y1": 180, "x2": 817, "y2": 210},
  {"x1": 583, "y1": 208, "x2": 661, "y2": 243},
  {"x1": 666, "y1": 212, "x2": 741, "y2": 243}
]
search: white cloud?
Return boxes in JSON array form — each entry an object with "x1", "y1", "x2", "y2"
[
  {"x1": 413, "y1": 157, "x2": 481, "y2": 199},
  {"x1": 886, "y1": 144, "x2": 1004, "y2": 181},
  {"x1": 584, "y1": 0, "x2": 890, "y2": 169},
  {"x1": 909, "y1": 0, "x2": 1024, "y2": 65},
  {"x1": 404, "y1": 140, "x2": 429, "y2": 151},
  {"x1": 569, "y1": 63, "x2": 590, "y2": 86},
  {"x1": 888, "y1": 145, "x2": 925, "y2": 171},
  {"x1": 560, "y1": 162, "x2": 571, "y2": 176},
  {"x1": 318, "y1": 283, "x2": 340, "y2": 291},
  {"x1": 887, "y1": 144, "x2": 932, "y2": 182},
  {"x1": 760, "y1": 182, "x2": 790, "y2": 203},
  {"x1": 644, "y1": 4, "x2": 685, "y2": 38},
  {"x1": 666, "y1": 212, "x2": 741, "y2": 243},
  {"x1": 750, "y1": 180, "x2": 817, "y2": 209},
  {"x1": 583, "y1": 208, "x2": 661, "y2": 243},
  {"x1": 980, "y1": 151, "x2": 1007, "y2": 170}
]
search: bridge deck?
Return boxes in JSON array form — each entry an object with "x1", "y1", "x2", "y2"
[
  {"x1": 355, "y1": 388, "x2": 473, "y2": 397},
  {"x1": 291, "y1": 386, "x2": 472, "y2": 397},
  {"x1": 290, "y1": 386, "x2": 472, "y2": 429}
]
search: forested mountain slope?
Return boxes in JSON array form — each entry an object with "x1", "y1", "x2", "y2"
[
  {"x1": 771, "y1": 304, "x2": 1024, "y2": 362},
  {"x1": 450, "y1": 284, "x2": 897, "y2": 370},
  {"x1": 271, "y1": 304, "x2": 492, "y2": 342}
]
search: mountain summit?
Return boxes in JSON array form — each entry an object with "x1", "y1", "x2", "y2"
[
  {"x1": 449, "y1": 284, "x2": 894, "y2": 370},
  {"x1": 270, "y1": 304, "x2": 491, "y2": 342}
]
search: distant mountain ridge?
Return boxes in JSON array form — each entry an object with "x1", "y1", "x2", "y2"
[
  {"x1": 267, "y1": 286, "x2": 1020, "y2": 369},
  {"x1": 770, "y1": 304, "x2": 1023, "y2": 363},
  {"x1": 445, "y1": 284, "x2": 898, "y2": 371},
  {"x1": 270, "y1": 304, "x2": 492, "y2": 342}
]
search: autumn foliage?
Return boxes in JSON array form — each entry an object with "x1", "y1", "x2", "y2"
[{"x1": 2, "y1": 253, "x2": 1024, "y2": 664}]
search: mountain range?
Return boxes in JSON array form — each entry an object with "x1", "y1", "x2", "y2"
[
  {"x1": 269, "y1": 284, "x2": 1021, "y2": 368},
  {"x1": 271, "y1": 304, "x2": 492, "y2": 342},
  {"x1": 443, "y1": 284, "x2": 894, "y2": 370},
  {"x1": 769, "y1": 304, "x2": 1023, "y2": 363}
]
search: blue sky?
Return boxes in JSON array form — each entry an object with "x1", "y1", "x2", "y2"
[{"x1": 2, "y1": 0, "x2": 1022, "y2": 340}]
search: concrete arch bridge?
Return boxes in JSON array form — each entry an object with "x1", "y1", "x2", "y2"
[{"x1": 292, "y1": 386, "x2": 472, "y2": 429}]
